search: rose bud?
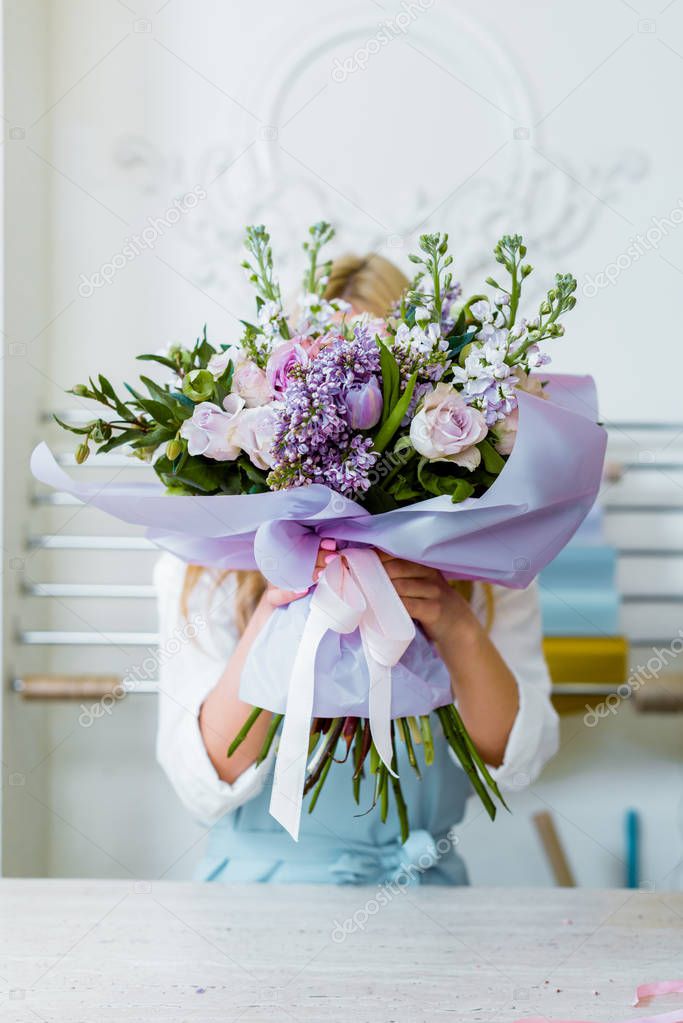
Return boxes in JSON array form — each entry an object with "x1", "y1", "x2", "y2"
[{"x1": 344, "y1": 375, "x2": 383, "y2": 429}]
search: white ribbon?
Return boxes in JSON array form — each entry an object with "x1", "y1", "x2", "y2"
[{"x1": 269, "y1": 547, "x2": 416, "y2": 840}]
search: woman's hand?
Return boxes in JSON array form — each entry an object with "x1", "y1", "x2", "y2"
[
  {"x1": 265, "y1": 539, "x2": 338, "y2": 607},
  {"x1": 376, "y1": 551, "x2": 474, "y2": 645}
]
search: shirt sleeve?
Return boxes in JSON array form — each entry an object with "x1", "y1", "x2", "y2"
[
  {"x1": 153, "y1": 554, "x2": 271, "y2": 824},
  {"x1": 462, "y1": 581, "x2": 559, "y2": 790}
]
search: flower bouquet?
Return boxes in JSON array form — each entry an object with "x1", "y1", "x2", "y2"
[{"x1": 33, "y1": 222, "x2": 606, "y2": 841}]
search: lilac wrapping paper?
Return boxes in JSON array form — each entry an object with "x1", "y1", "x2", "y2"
[
  {"x1": 31, "y1": 373, "x2": 606, "y2": 723},
  {"x1": 242, "y1": 591, "x2": 452, "y2": 717}
]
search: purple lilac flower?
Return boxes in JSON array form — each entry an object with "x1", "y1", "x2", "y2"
[
  {"x1": 440, "y1": 282, "x2": 463, "y2": 334},
  {"x1": 267, "y1": 325, "x2": 381, "y2": 494}
]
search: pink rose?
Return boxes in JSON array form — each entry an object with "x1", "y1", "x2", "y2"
[
  {"x1": 230, "y1": 404, "x2": 279, "y2": 470},
  {"x1": 179, "y1": 394, "x2": 245, "y2": 461},
  {"x1": 232, "y1": 358, "x2": 273, "y2": 407},
  {"x1": 410, "y1": 383, "x2": 488, "y2": 471},
  {"x1": 299, "y1": 330, "x2": 340, "y2": 360},
  {"x1": 266, "y1": 339, "x2": 309, "y2": 393}
]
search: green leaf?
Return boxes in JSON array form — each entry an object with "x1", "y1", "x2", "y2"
[
  {"x1": 136, "y1": 353, "x2": 177, "y2": 371},
  {"x1": 159, "y1": 455, "x2": 225, "y2": 494},
  {"x1": 237, "y1": 455, "x2": 269, "y2": 493},
  {"x1": 373, "y1": 371, "x2": 418, "y2": 453},
  {"x1": 95, "y1": 375, "x2": 138, "y2": 422},
  {"x1": 478, "y1": 438, "x2": 505, "y2": 474},
  {"x1": 387, "y1": 476, "x2": 422, "y2": 502},
  {"x1": 130, "y1": 425, "x2": 175, "y2": 450},
  {"x1": 127, "y1": 391, "x2": 174, "y2": 425},
  {"x1": 168, "y1": 391, "x2": 196, "y2": 421},
  {"x1": 417, "y1": 459, "x2": 475, "y2": 501},
  {"x1": 139, "y1": 375, "x2": 175, "y2": 407},
  {"x1": 362, "y1": 488, "x2": 399, "y2": 514},
  {"x1": 378, "y1": 341, "x2": 400, "y2": 427},
  {"x1": 447, "y1": 326, "x2": 477, "y2": 361},
  {"x1": 96, "y1": 427, "x2": 145, "y2": 453},
  {"x1": 213, "y1": 361, "x2": 234, "y2": 407},
  {"x1": 53, "y1": 414, "x2": 94, "y2": 437}
]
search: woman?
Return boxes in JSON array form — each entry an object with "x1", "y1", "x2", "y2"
[{"x1": 155, "y1": 254, "x2": 559, "y2": 885}]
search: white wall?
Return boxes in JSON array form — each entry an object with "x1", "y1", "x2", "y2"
[{"x1": 2, "y1": 0, "x2": 683, "y2": 884}]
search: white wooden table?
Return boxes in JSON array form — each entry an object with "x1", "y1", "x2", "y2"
[{"x1": 0, "y1": 882, "x2": 681, "y2": 1022}]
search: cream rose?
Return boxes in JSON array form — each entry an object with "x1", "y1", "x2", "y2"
[{"x1": 410, "y1": 382, "x2": 488, "y2": 471}]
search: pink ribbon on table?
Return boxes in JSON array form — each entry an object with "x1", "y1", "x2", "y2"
[
  {"x1": 269, "y1": 547, "x2": 416, "y2": 841},
  {"x1": 635, "y1": 984, "x2": 683, "y2": 1006},
  {"x1": 516, "y1": 1014, "x2": 683, "y2": 1023},
  {"x1": 515, "y1": 981, "x2": 683, "y2": 1023}
]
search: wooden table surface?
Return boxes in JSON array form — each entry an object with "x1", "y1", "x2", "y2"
[{"x1": 0, "y1": 881, "x2": 681, "y2": 1022}]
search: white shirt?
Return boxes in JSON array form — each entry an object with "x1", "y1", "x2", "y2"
[{"x1": 154, "y1": 554, "x2": 559, "y2": 825}]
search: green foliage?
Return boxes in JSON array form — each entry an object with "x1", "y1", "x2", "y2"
[
  {"x1": 417, "y1": 460, "x2": 475, "y2": 502},
  {"x1": 377, "y1": 341, "x2": 401, "y2": 427},
  {"x1": 373, "y1": 371, "x2": 418, "y2": 453},
  {"x1": 406, "y1": 232, "x2": 453, "y2": 324},
  {"x1": 302, "y1": 221, "x2": 335, "y2": 296}
]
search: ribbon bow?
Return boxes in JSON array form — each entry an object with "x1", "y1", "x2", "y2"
[{"x1": 269, "y1": 547, "x2": 416, "y2": 840}]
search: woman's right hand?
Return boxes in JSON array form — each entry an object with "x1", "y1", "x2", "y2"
[{"x1": 264, "y1": 538, "x2": 338, "y2": 608}]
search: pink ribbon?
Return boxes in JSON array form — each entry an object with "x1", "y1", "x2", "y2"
[
  {"x1": 269, "y1": 547, "x2": 416, "y2": 840},
  {"x1": 515, "y1": 981, "x2": 683, "y2": 1023},
  {"x1": 635, "y1": 984, "x2": 683, "y2": 1007}
]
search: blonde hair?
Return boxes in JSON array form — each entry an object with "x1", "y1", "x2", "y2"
[
  {"x1": 324, "y1": 253, "x2": 409, "y2": 316},
  {"x1": 182, "y1": 253, "x2": 493, "y2": 633}
]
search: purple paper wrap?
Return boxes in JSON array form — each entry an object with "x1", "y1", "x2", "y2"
[{"x1": 31, "y1": 373, "x2": 606, "y2": 721}]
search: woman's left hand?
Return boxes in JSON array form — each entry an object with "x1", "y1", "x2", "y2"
[{"x1": 375, "y1": 551, "x2": 470, "y2": 644}]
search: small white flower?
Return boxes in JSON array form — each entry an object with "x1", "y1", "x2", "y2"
[{"x1": 469, "y1": 299, "x2": 493, "y2": 322}]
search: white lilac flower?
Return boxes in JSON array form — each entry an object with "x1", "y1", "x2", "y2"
[
  {"x1": 296, "y1": 293, "x2": 351, "y2": 336},
  {"x1": 469, "y1": 299, "x2": 494, "y2": 323},
  {"x1": 526, "y1": 344, "x2": 551, "y2": 369},
  {"x1": 257, "y1": 300, "x2": 285, "y2": 340}
]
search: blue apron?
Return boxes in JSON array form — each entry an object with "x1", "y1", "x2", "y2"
[{"x1": 196, "y1": 731, "x2": 472, "y2": 886}]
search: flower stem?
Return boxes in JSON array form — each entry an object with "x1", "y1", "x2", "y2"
[
  {"x1": 419, "y1": 715, "x2": 435, "y2": 765},
  {"x1": 308, "y1": 753, "x2": 333, "y2": 813},
  {"x1": 446, "y1": 704, "x2": 508, "y2": 811},
  {"x1": 436, "y1": 705, "x2": 496, "y2": 820},
  {"x1": 390, "y1": 773, "x2": 410, "y2": 844},
  {"x1": 227, "y1": 706, "x2": 262, "y2": 757},
  {"x1": 379, "y1": 765, "x2": 389, "y2": 823},
  {"x1": 397, "y1": 717, "x2": 421, "y2": 778},
  {"x1": 255, "y1": 712, "x2": 283, "y2": 765}
]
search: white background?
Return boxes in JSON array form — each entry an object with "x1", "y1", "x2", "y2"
[{"x1": 1, "y1": 0, "x2": 683, "y2": 887}]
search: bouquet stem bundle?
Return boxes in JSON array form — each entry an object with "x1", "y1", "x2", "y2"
[{"x1": 228, "y1": 703, "x2": 507, "y2": 843}]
